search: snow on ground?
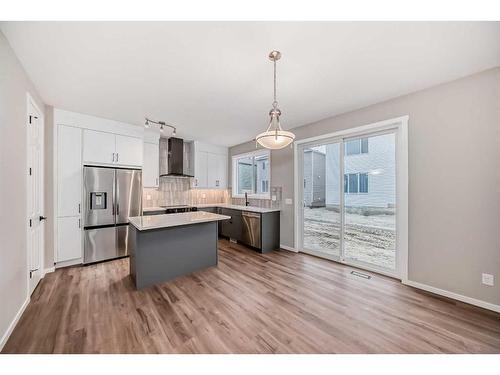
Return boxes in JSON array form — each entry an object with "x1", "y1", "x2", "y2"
[{"x1": 303, "y1": 207, "x2": 396, "y2": 270}]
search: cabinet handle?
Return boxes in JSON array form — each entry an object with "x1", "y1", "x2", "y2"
[
  {"x1": 156, "y1": 178, "x2": 159, "y2": 185},
  {"x1": 116, "y1": 153, "x2": 119, "y2": 162},
  {"x1": 112, "y1": 153, "x2": 115, "y2": 162},
  {"x1": 78, "y1": 218, "x2": 81, "y2": 228},
  {"x1": 78, "y1": 203, "x2": 81, "y2": 213}
]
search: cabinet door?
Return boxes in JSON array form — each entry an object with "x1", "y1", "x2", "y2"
[
  {"x1": 194, "y1": 151, "x2": 208, "y2": 188},
  {"x1": 216, "y1": 153, "x2": 227, "y2": 189},
  {"x1": 83, "y1": 129, "x2": 115, "y2": 165},
  {"x1": 57, "y1": 216, "x2": 82, "y2": 262},
  {"x1": 57, "y1": 125, "x2": 82, "y2": 216},
  {"x1": 206, "y1": 153, "x2": 218, "y2": 188},
  {"x1": 115, "y1": 135, "x2": 143, "y2": 167},
  {"x1": 143, "y1": 142, "x2": 159, "y2": 187}
]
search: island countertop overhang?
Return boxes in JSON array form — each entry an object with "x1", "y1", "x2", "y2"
[{"x1": 129, "y1": 211, "x2": 230, "y2": 231}]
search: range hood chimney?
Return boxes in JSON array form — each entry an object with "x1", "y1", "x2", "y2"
[{"x1": 159, "y1": 137, "x2": 194, "y2": 178}]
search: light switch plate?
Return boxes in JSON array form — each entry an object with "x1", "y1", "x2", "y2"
[
  {"x1": 285, "y1": 198, "x2": 293, "y2": 205},
  {"x1": 482, "y1": 273, "x2": 494, "y2": 286},
  {"x1": 271, "y1": 195, "x2": 277, "y2": 201},
  {"x1": 146, "y1": 194, "x2": 152, "y2": 201}
]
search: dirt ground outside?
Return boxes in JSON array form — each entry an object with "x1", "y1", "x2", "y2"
[{"x1": 303, "y1": 207, "x2": 396, "y2": 270}]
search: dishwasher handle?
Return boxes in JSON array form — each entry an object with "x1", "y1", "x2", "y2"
[{"x1": 242, "y1": 211, "x2": 261, "y2": 218}]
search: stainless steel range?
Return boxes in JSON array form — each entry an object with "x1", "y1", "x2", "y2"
[{"x1": 83, "y1": 166, "x2": 142, "y2": 264}]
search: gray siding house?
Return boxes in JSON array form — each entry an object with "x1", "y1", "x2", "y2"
[
  {"x1": 325, "y1": 134, "x2": 396, "y2": 210},
  {"x1": 303, "y1": 148, "x2": 326, "y2": 207}
]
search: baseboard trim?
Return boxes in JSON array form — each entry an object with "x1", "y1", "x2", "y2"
[
  {"x1": 280, "y1": 244, "x2": 298, "y2": 253},
  {"x1": 0, "y1": 297, "x2": 30, "y2": 352},
  {"x1": 43, "y1": 267, "x2": 55, "y2": 276},
  {"x1": 403, "y1": 279, "x2": 500, "y2": 313}
]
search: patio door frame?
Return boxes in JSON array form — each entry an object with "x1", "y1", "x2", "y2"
[{"x1": 294, "y1": 115, "x2": 408, "y2": 281}]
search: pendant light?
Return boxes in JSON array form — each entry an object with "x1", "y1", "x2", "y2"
[{"x1": 255, "y1": 50, "x2": 295, "y2": 149}]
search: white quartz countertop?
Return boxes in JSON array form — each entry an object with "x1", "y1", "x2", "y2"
[
  {"x1": 195, "y1": 203, "x2": 281, "y2": 213},
  {"x1": 129, "y1": 211, "x2": 231, "y2": 231}
]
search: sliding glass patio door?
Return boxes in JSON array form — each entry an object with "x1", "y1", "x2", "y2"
[{"x1": 296, "y1": 122, "x2": 404, "y2": 278}]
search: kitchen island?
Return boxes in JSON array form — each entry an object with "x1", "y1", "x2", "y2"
[{"x1": 128, "y1": 211, "x2": 230, "y2": 289}]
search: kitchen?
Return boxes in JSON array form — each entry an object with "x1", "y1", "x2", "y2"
[
  {"x1": 2, "y1": 20, "x2": 500, "y2": 359},
  {"x1": 53, "y1": 108, "x2": 281, "y2": 288}
]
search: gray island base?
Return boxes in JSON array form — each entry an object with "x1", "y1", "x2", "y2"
[{"x1": 128, "y1": 212, "x2": 230, "y2": 289}]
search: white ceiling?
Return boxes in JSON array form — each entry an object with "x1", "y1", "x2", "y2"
[{"x1": 2, "y1": 22, "x2": 500, "y2": 146}]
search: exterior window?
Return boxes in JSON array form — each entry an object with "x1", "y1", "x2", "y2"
[
  {"x1": 345, "y1": 138, "x2": 369, "y2": 156},
  {"x1": 233, "y1": 150, "x2": 270, "y2": 198},
  {"x1": 344, "y1": 173, "x2": 368, "y2": 194}
]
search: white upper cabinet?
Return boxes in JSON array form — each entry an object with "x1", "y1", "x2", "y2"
[
  {"x1": 83, "y1": 129, "x2": 115, "y2": 165},
  {"x1": 115, "y1": 134, "x2": 143, "y2": 166},
  {"x1": 57, "y1": 125, "x2": 82, "y2": 217},
  {"x1": 215, "y1": 153, "x2": 227, "y2": 188},
  {"x1": 143, "y1": 142, "x2": 159, "y2": 187},
  {"x1": 194, "y1": 151, "x2": 208, "y2": 188},
  {"x1": 193, "y1": 142, "x2": 228, "y2": 189},
  {"x1": 83, "y1": 129, "x2": 143, "y2": 167}
]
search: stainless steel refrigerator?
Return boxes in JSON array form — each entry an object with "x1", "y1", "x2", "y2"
[{"x1": 83, "y1": 166, "x2": 142, "y2": 264}]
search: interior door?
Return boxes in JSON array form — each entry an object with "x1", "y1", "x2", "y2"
[{"x1": 27, "y1": 97, "x2": 44, "y2": 294}]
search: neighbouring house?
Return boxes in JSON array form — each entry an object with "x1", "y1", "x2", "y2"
[
  {"x1": 303, "y1": 148, "x2": 326, "y2": 207},
  {"x1": 325, "y1": 134, "x2": 396, "y2": 213}
]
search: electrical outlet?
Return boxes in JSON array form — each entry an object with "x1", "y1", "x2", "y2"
[
  {"x1": 202, "y1": 193, "x2": 206, "y2": 199},
  {"x1": 271, "y1": 195, "x2": 277, "y2": 201},
  {"x1": 482, "y1": 273, "x2": 494, "y2": 286},
  {"x1": 146, "y1": 194, "x2": 152, "y2": 201},
  {"x1": 285, "y1": 198, "x2": 293, "y2": 205}
]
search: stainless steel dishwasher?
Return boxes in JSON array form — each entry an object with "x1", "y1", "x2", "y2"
[{"x1": 241, "y1": 211, "x2": 261, "y2": 248}]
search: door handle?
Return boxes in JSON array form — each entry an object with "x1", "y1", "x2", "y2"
[{"x1": 39, "y1": 216, "x2": 47, "y2": 221}]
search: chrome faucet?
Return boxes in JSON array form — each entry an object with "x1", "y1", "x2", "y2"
[{"x1": 245, "y1": 192, "x2": 250, "y2": 206}]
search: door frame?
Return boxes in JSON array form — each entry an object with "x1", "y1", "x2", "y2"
[
  {"x1": 294, "y1": 115, "x2": 408, "y2": 281},
  {"x1": 26, "y1": 92, "x2": 45, "y2": 296}
]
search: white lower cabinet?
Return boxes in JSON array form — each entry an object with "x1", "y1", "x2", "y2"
[{"x1": 57, "y1": 216, "x2": 82, "y2": 263}]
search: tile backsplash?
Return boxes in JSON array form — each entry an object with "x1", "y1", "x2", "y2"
[
  {"x1": 231, "y1": 186, "x2": 282, "y2": 210},
  {"x1": 143, "y1": 178, "x2": 282, "y2": 209},
  {"x1": 143, "y1": 178, "x2": 229, "y2": 208}
]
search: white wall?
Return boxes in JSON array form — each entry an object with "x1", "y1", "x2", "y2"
[
  {"x1": 229, "y1": 66, "x2": 500, "y2": 308},
  {"x1": 0, "y1": 31, "x2": 45, "y2": 347}
]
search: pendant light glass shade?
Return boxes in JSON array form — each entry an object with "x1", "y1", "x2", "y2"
[
  {"x1": 256, "y1": 50, "x2": 295, "y2": 150},
  {"x1": 256, "y1": 108, "x2": 295, "y2": 149}
]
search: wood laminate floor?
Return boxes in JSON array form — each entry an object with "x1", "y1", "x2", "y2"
[{"x1": 3, "y1": 239, "x2": 500, "y2": 353}]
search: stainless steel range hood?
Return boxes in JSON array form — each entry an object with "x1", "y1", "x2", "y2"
[{"x1": 159, "y1": 137, "x2": 194, "y2": 178}]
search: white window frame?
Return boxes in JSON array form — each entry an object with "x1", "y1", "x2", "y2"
[
  {"x1": 344, "y1": 172, "x2": 369, "y2": 194},
  {"x1": 232, "y1": 149, "x2": 271, "y2": 199}
]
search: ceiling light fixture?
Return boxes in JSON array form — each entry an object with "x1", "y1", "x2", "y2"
[
  {"x1": 144, "y1": 117, "x2": 176, "y2": 136},
  {"x1": 255, "y1": 50, "x2": 295, "y2": 150}
]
